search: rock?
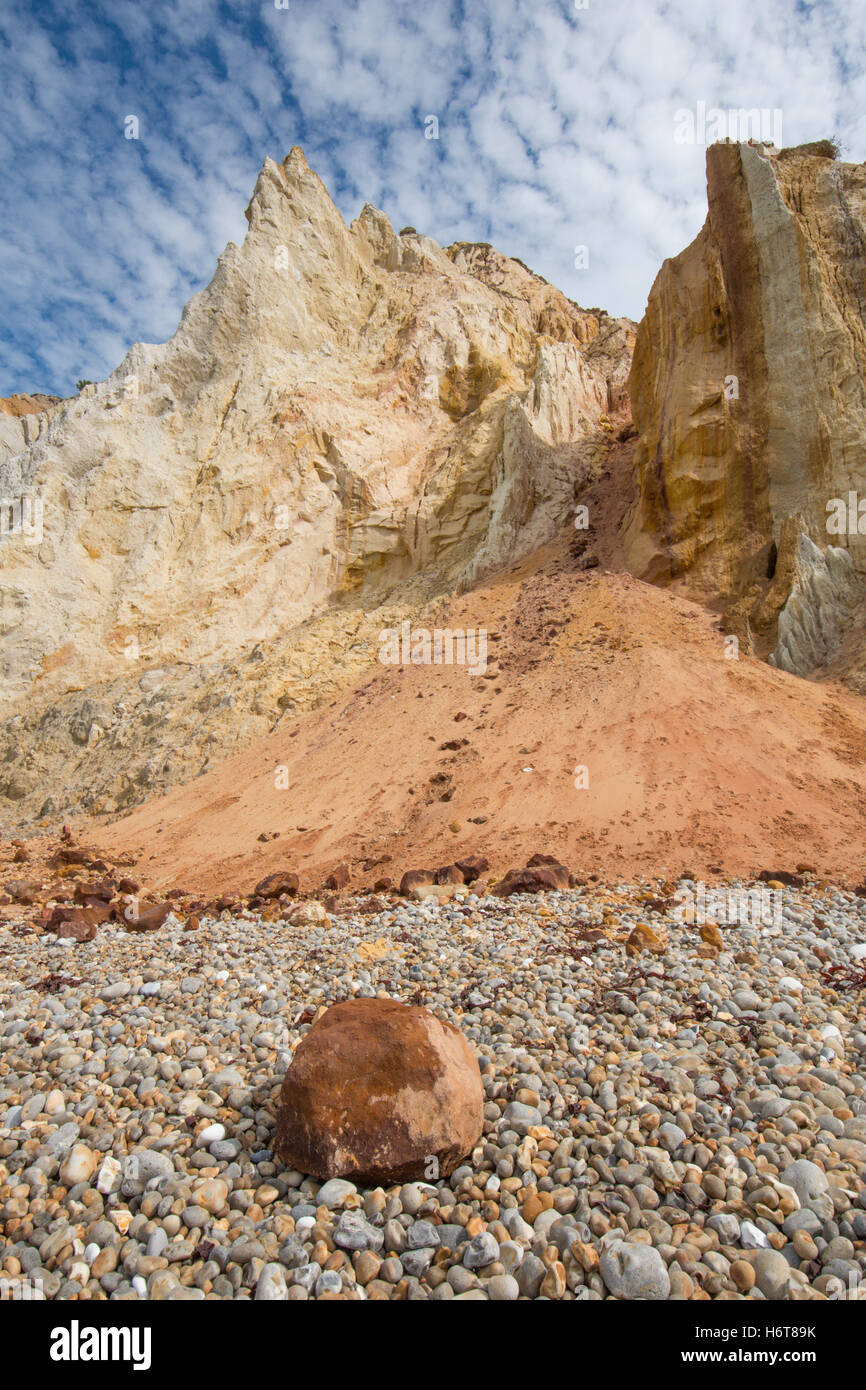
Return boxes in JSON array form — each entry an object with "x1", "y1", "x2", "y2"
[
  {"x1": 406, "y1": 1220, "x2": 440, "y2": 1250},
  {"x1": 829, "y1": 1137, "x2": 866, "y2": 1163},
  {"x1": 283, "y1": 900, "x2": 329, "y2": 927},
  {"x1": 753, "y1": 1249, "x2": 792, "y2": 1301},
  {"x1": 599, "y1": 1241, "x2": 671, "y2": 1300},
  {"x1": 96, "y1": 1155, "x2": 122, "y2": 1194},
  {"x1": 626, "y1": 923, "x2": 666, "y2": 956},
  {"x1": 540, "y1": 1262, "x2": 567, "y2": 1299},
  {"x1": 733, "y1": 989, "x2": 763, "y2": 1011},
  {"x1": 454, "y1": 856, "x2": 489, "y2": 883},
  {"x1": 623, "y1": 139, "x2": 866, "y2": 685},
  {"x1": 59, "y1": 1143, "x2": 97, "y2": 1186},
  {"x1": 56, "y1": 912, "x2": 98, "y2": 943},
  {"x1": 353, "y1": 1251, "x2": 381, "y2": 1285},
  {"x1": 196, "y1": 1123, "x2": 226, "y2": 1148},
  {"x1": 122, "y1": 1148, "x2": 174, "y2": 1189},
  {"x1": 488, "y1": 1273, "x2": 520, "y2": 1300},
  {"x1": 255, "y1": 1263, "x2": 289, "y2": 1300},
  {"x1": 399, "y1": 1182, "x2": 433, "y2": 1215},
  {"x1": 435, "y1": 864, "x2": 465, "y2": 886},
  {"x1": 208, "y1": 1066, "x2": 244, "y2": 1092},
  {"x1": 402, "y1": 1247, "x2": 435, "y2": 1277},
  {"x1": 274, "y1": 998, "x2": 483, "y2": 1184},
  {"x1": 333, "y1": 1210, "x2": 384, "y2": 1252},
  {"x1": 758, "y1": 870, "x2": 804, "y2": 888},
  {"x1": 493, "y1": 858, "x2": 570, "y2": 895},
  {"x1": 254, "y1": 872, "x2": 300, "y2": 899},
  {"x1": 657, "y1": 1122, "x2": 686, "y2": 1152},
  {"x1": 793, "y1": 1230, "x2": 818, "y2": 1261},
  {"x1": 120, "y1": 898, "x2": 172, "y2": 932},
  {"x1": 740, "y1": 1221, "x2": 771, "y2": 1249},
  {"x1": 731, "y1": 1260, "x2": 756, "y2": 1292},
  {"x1": 194, "y1": 1179, "x2": 229, "y2": 1214},
  {"x1": 399, "y1": 869, "x2": 436, "y2": 896},
  {"x1": 324, "y1": 863, "x2": 350, "y2": 891},
  {"x1": 4, "y1": 879, "x2": 41, "y2": 904},
  {"x1": 502, "y1": 1100, "x2": 541, "y2": 1132},
  {"x1": 315, "y1": 1178, "x2": 358, "y2": 1209},
  {"x1": 781, "y1": 1159, "x2": 829, "y2": 1209},
  {"x1": 411, "y1": 883, "x2": 463, "y2": 903},
  {"x1": 708, "y1": 1213, "x2": 740, "y2": 1243},
  {"x1": 463, "y1": 1232, "x2": 500, "y2": 1269}
]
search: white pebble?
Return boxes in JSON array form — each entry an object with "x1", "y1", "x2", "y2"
[{"x1": 198, "y1": 1123, "x2": 226, "y2": 1147}]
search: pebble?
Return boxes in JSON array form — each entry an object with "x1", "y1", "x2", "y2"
[
  {"x1": 315, "y1": 1178, "x2": 357, "y2": 1209},
  {"x1": 59, "y1": 1143, "x2": 96, "y2": 1186},
  {"x1": 255, "y1": 1263, "x2": 289, "y2": 1300},
  {"x1": 599, "y1": 1241, "x2": 671, "y2": 1300},
  {"x1": 464, "y1": 1232, "x2": 500, "y2": 1269}
]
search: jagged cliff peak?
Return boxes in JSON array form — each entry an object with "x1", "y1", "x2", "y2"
[{"x1": 0, "y1": 148, "x2": 633, "y2": 824}]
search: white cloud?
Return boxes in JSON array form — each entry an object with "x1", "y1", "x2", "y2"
[{"x1": 1, "y1": 0, "x2": 864, "y2": 394}]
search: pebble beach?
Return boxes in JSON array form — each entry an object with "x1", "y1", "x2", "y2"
[{"x1": 2, "y1": 878, "x2": 866, "y2": 1302}]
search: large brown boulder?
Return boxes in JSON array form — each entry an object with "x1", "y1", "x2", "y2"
[{"x1": 274, "y1": 998, "x2": 483, "y2": 1184}]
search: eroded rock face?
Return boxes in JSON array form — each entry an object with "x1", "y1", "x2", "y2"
[
  {"x1": 770, "y1": 533, "x2": 861, "y2": 675},
  {"x1": 273, "y1": 997, "x2": 483, "y2": 1184},
  {"x1": 0, "y1": 394, "x2": 64, "y2": 461},
  {"x1": 623, "y1": 140, "x2": 866, "y2": 677},
  {"x1": 0, "y1": 147, "x2": 633, "y2": 826}
]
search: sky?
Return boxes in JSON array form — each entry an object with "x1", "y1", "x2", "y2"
[{"x1": 1, "y1": 0, "x2": 864, "y2": 397}]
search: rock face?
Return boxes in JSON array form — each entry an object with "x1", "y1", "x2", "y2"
[
  {"x1": 6, "y1": 136, "x2": 866, "y2": 830},
  {"x1": 771, "y1": 532, "x2": 860, "y2": 675},
  {"x1": 0, "y1": 393, "x2": 64, "y2": 461},
  {"x1": 623, "y1": 140, "x2": 866, "y2": 678},
  {"x1": 0, "y1": 147, "x2": 633, "y2": 826},
  {"x1": 273, "y1": 997, "x2": 483, "y2": 1184}
]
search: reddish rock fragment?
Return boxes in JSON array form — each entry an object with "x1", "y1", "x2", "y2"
[
  {"x1": 254, "y1": 872, "x2": 299, "y2": 899},
  {"x1": 455, "y1": 856, "x2": 489, "y2": 883},
  {"x1": 274, "y1": 997, "x2": 483, "y2": 1184},
  {"x1": 398, "y1": 868, "x2": 436, "y2": 896}
]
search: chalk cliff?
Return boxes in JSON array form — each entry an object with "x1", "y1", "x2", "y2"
[{"x1": 0, "y1": 148, "x2": 633, "y2": 822}]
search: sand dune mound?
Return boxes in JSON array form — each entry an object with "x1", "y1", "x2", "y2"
[{"x1": 96, "y1": 535, "x2": 866, "y2": 895}]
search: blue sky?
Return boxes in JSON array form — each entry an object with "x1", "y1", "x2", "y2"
[{"x1": 1, "y1": 0, "x2": 864, "y2": 396}]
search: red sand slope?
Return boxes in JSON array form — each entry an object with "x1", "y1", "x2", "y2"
[{"x1": 94, "y1": 539, "x2": 866, "y2": 896}]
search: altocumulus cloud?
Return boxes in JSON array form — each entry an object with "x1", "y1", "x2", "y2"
[{"x1": 0, "y1": 0, "x2": 864, "y2": 395}]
